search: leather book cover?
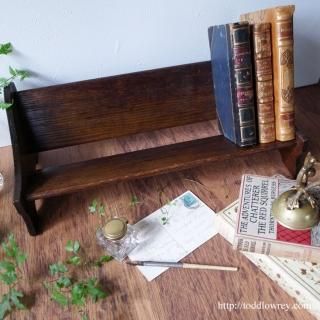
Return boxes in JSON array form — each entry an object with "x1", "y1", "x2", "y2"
[
  {"x1": 240, "y1": 5, "x2": 295, "y2": 142},
  {"x1": 208, "y1": 22, "x2": 257, "y2": 147},
  {"x1": 252, "y1": 23, "x2": 275, "y2": 143}
]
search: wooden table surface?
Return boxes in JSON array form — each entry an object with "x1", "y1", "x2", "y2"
[{"x1": 0, "y1": 84, "x2": 319, "y2": 320}]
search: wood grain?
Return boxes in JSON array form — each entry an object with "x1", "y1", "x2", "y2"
[
  {"x1": 0, "y1": 153, "x2": 313, "y2": 320},
  {"x1": 0, "y1": 84, "x2": 319, "y2": 319},
  {"x1": 6, "y1": 61, "x2": 305, "y2": 235},
  {"x1": 27, "y1": 135, "x2": 298, "y2": 201},
  {"x1": 13, "y1": 61, "x2": 215, "y2": 152},
  {"x1": 5, "y1": 83, "x2": 39, "y2": 235}
]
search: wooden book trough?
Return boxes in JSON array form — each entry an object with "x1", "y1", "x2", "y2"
[{"x1": 5, "y1": 61, "x2": 306, "y2": 236}]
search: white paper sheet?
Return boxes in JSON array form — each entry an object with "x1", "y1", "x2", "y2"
[{"x1": 128, "y1": 191, "x2": 218, "y2": 281}]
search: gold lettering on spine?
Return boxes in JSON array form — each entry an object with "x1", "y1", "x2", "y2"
[{"x1": 252, "y1": 23, "x2": 275, "y2": 143}]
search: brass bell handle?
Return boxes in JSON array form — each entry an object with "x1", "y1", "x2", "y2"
[
  {"x1": 287, "y1": 152, "x2": 320, "y2": 210},
  {"x1": 295, "y1": 153, "x2": 318, "y2": 188}
]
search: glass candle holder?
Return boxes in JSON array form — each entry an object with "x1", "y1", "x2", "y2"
[{"x1": 96, "y1": 217, "x2": 139, "y2": 261}]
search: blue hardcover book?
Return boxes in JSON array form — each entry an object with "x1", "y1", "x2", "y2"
[{"x1": 208, "y1": 22, "x2": 257, "y2": 147}]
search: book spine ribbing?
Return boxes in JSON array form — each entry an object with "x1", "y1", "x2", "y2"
[
  {"x1": 240, "y1": 5, "x2": 295, "y2": 142},
  {"x1": 234, "y1": 235, "x2": 320, "y2": 262},
  {"x1": 252, "y1": 23, "x2": 275, "y2": 143},
  {"x1": 230, "y1": 23, "x2": 257, "y2": 146},
  {"x1": 273, "y1": 7, "x2": 295, "y2": 141}
]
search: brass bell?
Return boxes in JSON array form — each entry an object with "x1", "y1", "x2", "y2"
[
  {"x1": 272, "y1": 190, "x2": 319, "y2": 230},
  {"x1": 271, "y1": 153, "x2": 320, "y2": 230}
]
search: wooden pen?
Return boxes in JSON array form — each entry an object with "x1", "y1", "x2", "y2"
[{"x1": 126, "y1": 261, "x2": 238, "y2": 272}]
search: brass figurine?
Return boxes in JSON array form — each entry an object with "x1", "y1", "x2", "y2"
[{"x1": 272, "y1": 152, "x2": 320, "y2": 230}]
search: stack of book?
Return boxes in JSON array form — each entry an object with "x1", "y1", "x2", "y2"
[
  {"x1": 217, "y1": 194, "x2": 320, "y2": 319},
  {"x1": 233, "y1": 174, "x2": 320, "y2": 262},
  {"x1": 208, "y1": 5, "x2": 295, "y2": 147},
  {"x1": 216, "y1": 174, "x2": 320, "y2": 317}
]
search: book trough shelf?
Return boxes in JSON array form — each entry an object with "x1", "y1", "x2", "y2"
[{"x1": 5, "y1": 61, "x2": 306, "y2": 236}]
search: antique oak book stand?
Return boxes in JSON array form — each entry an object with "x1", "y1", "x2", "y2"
[{"x1": 5, "y1": 61, "x2": 306, "y2": 235}]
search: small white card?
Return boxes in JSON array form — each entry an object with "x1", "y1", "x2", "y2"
[{"x1": 128, "y1": 191, "x2": 218, "y2": 281}]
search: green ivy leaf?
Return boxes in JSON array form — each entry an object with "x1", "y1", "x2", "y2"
[
  {"x1": 7, "y1": 67, "x2": 29, "y2": 81},
  {"x1": 65, "y1": 240, "x2": 74, "y2": 252},
  {"x1": 16, "y1": 253, "x2": 27, "y2": 266},
  {"x1": 73, "y1": 241, "x2": 80, "y2": 253},
  {"x1": 88, "y1": 199, "x2": 105, "y2": 216},
  {"x1": 66, "y1": 255, "x2": 81, "y2": 266},
  {"x1": 0, "y1": 43, "x2": 13, "y2": 55},
  {"x1": 0, "y1": 77, "x2": 9, "y2": 86},
  {"x1": 50, "y1": 287, "x2": 69, "y2": 307},
  {"x1": 130, "y1": 195, "x2": 140, "y2": 207},
  {"x1": 1, "y1": 234, "x2": 27, "y2": 266},
  {"x1": 71, "y1": 283, "x2": 86, "y2": 306},
  {"x1": 0, "y1": 261, "x2": 15, "y2": 273},
  {"x1": 98, "y1": 205, "x2": 105, "y2": 216},
  {"x1": 0, "y1": 270, "x2": 17, "y2": 285},
  {"x1": 9, "y1": 289, "x2": 26, "y2": 310},
  {"x1": 49, "y1": 262, "x2": 68, "y2": 276},
  {"x1": 0, "y1": 259, "x2": 17, "y2": 285},
  {"x1": 88, "y1": 199, "x2": 98, "y2": 214},
  {"x1": 65, "y1": 240, "x2": 80, "y2": 254},
  {"x1": 56, "y1": 276, "x2": 72, "y2": 289},
  {"x1": 2, "y1": 234, "x2": 16, "y2": 256},
  {"x1": 94, "y1": 255, "x2": 113, "y2": 267},
  {"x1": 0, "y1": 293, "x2": 12, "y2": 319},
  {"x1": 9, "y1": 66, "x2": 16, "y2": 77},
  {"x1": 15, "y1": 69, "x2": 29, "y2": 81},
  {"x1": 0, "y1": 289, "x2": 25, "y2": 319},
  {"x1": 86, "y1": 278, "x2": 108, "y2": 302},
  {"x1": 81, "y1": 314, "x2": 89, "y2": 320},
  {"x1": 0, "y1": 103, "x2": 12, "y2": 110}
]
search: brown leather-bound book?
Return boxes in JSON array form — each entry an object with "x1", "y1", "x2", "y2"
[
  {"x1": 252, "y1": 23, "x2": 275, "y2": 143},
  {"x1": 240, "y1": 5, "x2": 295, "y2": 142}
]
